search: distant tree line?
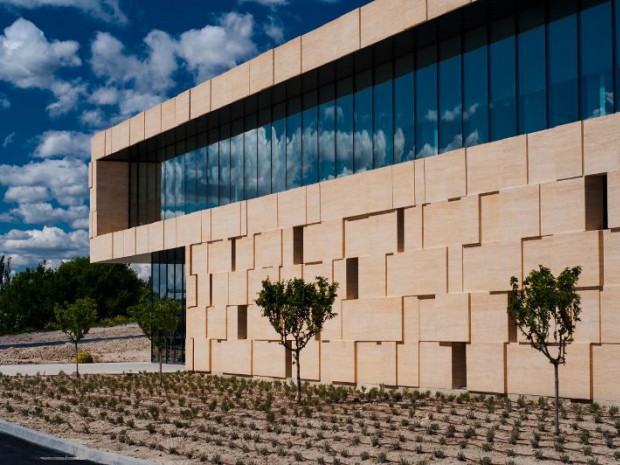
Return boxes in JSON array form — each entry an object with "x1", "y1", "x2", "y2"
[{"x1": 0, "y1": 256, "x2": 149, "y2": 335}]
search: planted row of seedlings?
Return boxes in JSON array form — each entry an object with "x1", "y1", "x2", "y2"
[{"x1": 1, "y1": 372, "x2": 619, "y2": 465}]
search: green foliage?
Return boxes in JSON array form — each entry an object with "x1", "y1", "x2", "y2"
[
  {"x1": 508, "y1": 266, "x2": 582, "y2": 365},
  {"x1": 71, "y1": 351, "x2": 94, "y2": 364},
  {"x1": 129, "y1": 297, "x2": 180, "y2": 349},
  {"x1": 55, "y1": 297, "x2": 98, "y2": 345},
  {"x1": 0, "y1": 256, "x2": 147, "y2": 335}
]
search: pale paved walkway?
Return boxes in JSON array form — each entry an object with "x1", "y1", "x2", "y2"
[{"x1": 0, "y1": 362, "x2": 185, "y2": 376}]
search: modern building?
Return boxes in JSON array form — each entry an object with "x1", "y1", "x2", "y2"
[{"x1": 90, "y1": 0, "x2": 620, "y2": 403}]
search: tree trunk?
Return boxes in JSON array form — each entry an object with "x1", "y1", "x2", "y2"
[
  {"x1": 158, "y1": 346, "x2": 163, "y2": 386},
  {"x1": 295, "y1": 348, "x2": 302, "y2": 403},
  {"x1": 554, "y1": 362, "x2": 560, "y2": 435},
  {"x1": 74, "y1": 342, "x2": 80, "y2": 379}
]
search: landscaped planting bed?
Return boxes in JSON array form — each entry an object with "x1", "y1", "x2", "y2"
[{"x1": 0, "y1": 372, "x2": 619, "y2": 464}]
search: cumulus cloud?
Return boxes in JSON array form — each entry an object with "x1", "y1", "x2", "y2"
[
  {"x1": 0, "y1": 18, "x2": 83, "y2": 115},
  {"x1": 263, "y1": 15, "x2": 284, "y2": 43},
  {"x1": 0, "y1": 0, "x2": 127, "y2": 24},
  {"x1": 0, "y1": 158, "x2": 88, "y2": 206},
  {"x1": 2, "y1": 132, "x2": 15, "y2": 149},
  {"x1": 1, "y1": 202, "x2": 88, "y2": 229},
  {"x1": 0, "y1": 226, "x2": 89, "y2": 267},
  {"x1": 34, "y1": 130, "x2": 91, "y2": 159}
]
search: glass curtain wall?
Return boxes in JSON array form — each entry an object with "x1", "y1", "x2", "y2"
[
  {"x1": 151, "y1": 248, "x2": 185, "y2": 364},
  {"x1": 129, "y1": 0, "x2": 620, "y2": 228}
]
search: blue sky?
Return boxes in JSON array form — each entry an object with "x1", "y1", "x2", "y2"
[{"x1": 0, "y1": 0, "x2": 369, "y2": 269}]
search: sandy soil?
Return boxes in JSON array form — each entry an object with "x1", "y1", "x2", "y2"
[
  {"x1": 0, "y1": 324, "x2": 149, "y2": 365},
  {"x1": 0, "y1": 372, "x2": 618, "y2": 465}
]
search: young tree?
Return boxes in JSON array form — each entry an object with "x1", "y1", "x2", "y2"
[
  {"x1": 129, "y1": 297, "x2": 180, "y2": 385},
  {"x1": 256, "y1": 276, "x2": 338, "y2": 402},
  {"x1": 54, "y1": 297, "x2": 98, "y2": 379},
  {"x1": 508, "y1": 265, "x2": 582, "y2": 435}
]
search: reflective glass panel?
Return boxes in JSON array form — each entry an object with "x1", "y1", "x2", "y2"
[
  {"x1": 230, "y1": 119, "x2": 244, "y2": 203},
  {"x1": 258, "y1": 108, "x2": 272, "y2": 196},
  {"x1": 196, "y1": 132, "x2": 208, "y2": 211},
  {"x1": 287, "y1": 97, "x2": 302, "y2": 189},
  {"x1": 207, "y1": 129, "x2": 219, "y2": 208},
  {"x1": 219, "y1": 125, "x2": 231, "y2": 206},
  {"x1": 490, "y1": 16, "x2": 517, "y2": 141},
  {"x1": 415, "y1": 45, "x2": 438, "y2": 158},
  {"x1": 463, "y1": 26, "x2": 489, "y2": 147},
  {"x1": 272, "y1": 102, "x2": 287, "y2": 193},
  {"x1": 394, "y1": 54, "x2": 415, "y2": 162},
  {"x1": 336, "y1": 77, "x2": 354, "y2": 177},
  {"x1": 439, "y1": 36, "x2": 463, "y2": 153},
  {"x1": 318, "y1": 84, "x2": 336, "y2": 181},
  {"x1": 302, "y1": 91, "x2": 319, "y2": 186},
  {"x1": 354, "y1": 69, "x2": 373, "y2": 172},
  {"x1": 244, "y1": 114, "x2": 258, "y2": 200},
  {"x1": 374, "y1": 61, "x2": 393, "y2": 167}
]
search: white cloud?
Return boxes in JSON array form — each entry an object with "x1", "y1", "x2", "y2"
[
  {"x1": 0, "y1": 226, "x2": 89, "y2": 267},
  {"x1": 130, "y1": 263, "x2": 151, "y2": 281},
  {"x1": 0, "y1": 18, "x2": 83, "y2": 115},
  {"x1": 3, "y1": 185, "x2": 48, "y2": 203},
  {"x1": 0, "y1": 158, "x2": 88, "y2": 206},
  {"x1": 2, "y1": 132, "x2": 15, "y2": 149},
  {"x1": 240, "y1": 0, "x2": 287, "y2": 6},
  {"x1": 1, "y1": 202, "x2": 88, "y2": 229},
  {"x1": 177, "y1": 12, "x2": 256, "y2": 82},
  {"x1": 88, "y1": 86, "x2": 119, "y2": 106},
  {"x1": 263, "y1": 15, "x2": 284, "y2": 43},
  {"x1": 0, "y1": 95, "x2": 9, "y2": 110},
  {"x1": 0, "y1": 0, "x2": 127, "y2": 24},
  {"x1": 34, "y1": 130, "x2": 90, "y2": 159}
]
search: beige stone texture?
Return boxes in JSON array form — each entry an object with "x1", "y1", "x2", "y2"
[
  {"x1": 176, "y1": 211, "x2": 202, "y2": 247},
  {"x1": 278, "y1": 187, "x2": 306, "y2": 229},
  {"x1": 91, "y1": 131, "x2": 105, "y2": 160},
  {"x1": 211, "y1": 340, "x2": 223, "y2": 373},
  {"x1": 357, "y1": 342, "x2": 397, "y2": 386},
  {"x1": 507, "y1": 343, "x2": 591, "y2": 399},
  {"x1": 235, "y1": 235, "x2": 255, "y2": 271},
  {"x1": 164, "y1": 218, "x2": 177, "y2": 250},
  {"x1": 360, "y1": 0, "x2": 427, "y2": 48},
  {"x1": 255, "y1": 230, "x2": 283, "y2": 268},
  {"x1": 342, "y1": 297, "x2": 402, "y2": 342},
  {"x1": 211, "y1": 202, "x2": 241, "y2": 241},
  {"x1": 428, "y1": 0, "x2": 471, "y2": 19},
  {"x1": 135, "y1": 225, "x2": 149, "y2": 255},
  {"x1": 321, "y1": 166, "x2": 392, "y2": 221},
  {"x1": 423, "y1": 195, "x2": 479, "y2": 248},
  {"x1": 528, "y1": 122, "x2": 583, "y2": 183},
  {"x1": 403, "y1": 297, "x2": 420, "y2": 343},
  {"x1": 197, "y1": 273, "x2": 211, "y2": 308},
  {"x1": 299, "y1": 339, "x2": 321, "y2": 381},
  {"x1": 90, "y1": 233, "x2": 113, "y2": 263},
  {"x1": 424, "y1": 149, "x2": 467, "y2": 203},
  {"x1": 190, "y1": 243, "x2": 208, "y2": 276},
  {"x1": 448, "y1": 245, "x2": 463, "y2": 294},
  {"x1": 249, "y1": 51, "x2": 273, "y2": 94},
  {"x1": 321, "y1": 340, "x2": 355, "y2": 383},
  {"x1": 604, "y1": 230, "x2": 620, "y2": 286},
  {"x1": 94, "y1": 161, "x2": 128, "y2": 236},
  {"x1": 593, "y1": 345, "x2": 620, "y2": 402},
  {"x1": 392, "y1": 161, "x2": 416, "y2": 208},
  {"x1": 467, "y1": 343, "x2": 506, "y2": 393},
  {"x1": 148, "y1": 221, "x2": 164, "y2": 252},
  {"x1": 583, "y1": 112, "x2": 620, "y2": 175},
  {"x1": 397, "y1": 342, "x2": 419, "y2": 387},
  {"x1": 208, "y1": 240, "x2": 233, "y2": 274},
  {"x1": 129, "y1": 113, "x2": 145, "y2": 146},
  {"x1": 358, "y1": 255, "x2": 386, "y2": 298},
  {"x1": 211, "y1": 62, "x2": 250, "y2": 111},
  {"x1": 187, "y1": 275, "x2": 197, "y2": 308},
  {"x1": 247, "y1": 304, "x2": 279, "y2": 341},
  {"x1": 248, "y1": 267, "x2": 279, "y2": 304},
  {"x1": 190, "y1": 80, "x2": 211, "y2": 119},
  {"x1": 145, "y1": 105, "x2": 162, "y2": 139},
  {"x1": 303, "y1": 261, "x2": 332, "y2": 283},
  {"x1": 306, "y1": 183, "x2": 321, "y2": 224},
  {"x1": 404, "y1": 207, "x2": 422, "y2": 252},
  {"x1": 253, "y1": 341, "x2": 287, "y2": 378},
  {"x1": 470, "y1": 292, "x2": 511, "y2": 344},
  {"x1": 175, "y1": 90, "x2": 190, "y2": 127},
  {"x1": 414, "y1": 159, "x2": 425, "y2": 204},
  {"x1": 419, "y1": 294, "x2": 469, "y2": 342},
  {"x1": 551, "y1": 231, "x2": 602, "y2": 288},
  {"x1": 192, "y1": 337, "x2": 211, "y2": 372},
  {"x1": 247, "y1": 194, "x2": 278, "y2": 235},
  {"x1": 123, "y1": 228, "x2": 136, "y2": 257},
  {"x1": 274, "y1": 38, "x2": 301, "y2": 84},
  {"x1": 321, "y1": 299, "x2": 342, "y2": 341},
  {"x1": 207, "y1": 306, "x2": 228, "y2": 340},
  {"x1": 601, "y1": 286, "x2": 620, "y2": 343},
  {"x1": 112, "y1": 231, "x2": 124, "y2": 259},
  {"x1": 280, "y1": 264, "x2": 303, "y2": 282},
  {"x1": 467, "y1": 136, "x2": 528, "y2": 194},
  {"x1": 540, "y1": 178, "x2": 588, "y2": 235},
  {"x1": 345, "y1": 211, "x2": 398, "y2": 257},
  {"x1": 104, "y1": 129, "x2": 112, "y2": 156},
  {"x1": 303, "y1": 219, "x2": 343, "y2": 263},
  {"x1": 463, "y1": 241, "x2": 521, "y2": 292},
  {"x1": 111, "y1": 121, "x2": 129, "y2": 154},
  {"x1": 302, "y1": 9, "x2": 360, "y2": 73},
  {"x1": 221, "y1": 340, "x2": 253, "y2": 375},
  {"x1": 228, "y1": 270, "x2": 248, "y2": 306},
  {"x1": 419, "y1": 342, "x2": 454, "y2": 390},
  {"x1": 575, "y1": 289, "x2": 600, "y2": 343},
  {"x1": 201, "y1": 210, "x2": 212, "y2": 243},
  {"x1": 481, "y1": 185, "x2": 540, "y2": 243},
  {"x1": 609, "y1": 170, "x2": 620, "y2": 228},
  {"x1": 161, "y1": 99, "x2": 175, "y2": 132},
  {"x1": 387, "y1": 248, "x2": 447, "y2": 296},
  {"x1": 186, "y1": 306, "x2": 207, "y2": 340},
  {"x1": 211, "y1": 273, "x2": 229, "y2": 307}
]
